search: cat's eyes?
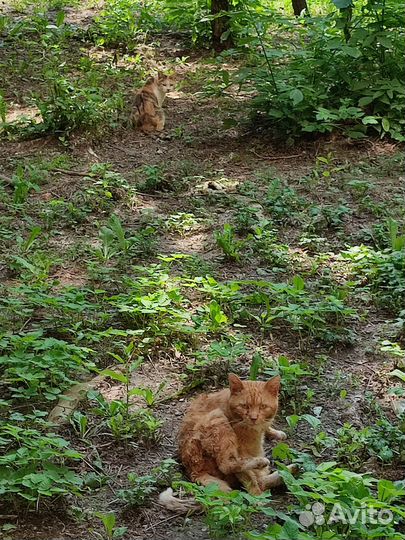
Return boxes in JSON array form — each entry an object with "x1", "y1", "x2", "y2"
[
  {"x1": 237, "y1": 404, "x2": 250, "y2": 413},
  {"x1": 239, "y1": 403, "x2": 268, "y2": 411}
]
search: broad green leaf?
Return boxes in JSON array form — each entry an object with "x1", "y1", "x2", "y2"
[
  {"x1": 342, "y1": 46, "x2": 361, "y2": 58},
  {"x1": 108, "y1": 352, "x2": 125, "y2": 364},
  {"x1": 378, "y1": 36, "x2": 393, "y2": 48},
  {"x1": 101, "y1": 369, "x2": 128, "y2": 383},
  {"x1": 290, "y1": 88, "x2": 304, "y2": 105},
  {"x1": 22, "y1": 226, "x2": 42, "y2": 252},
  {"x1": 346, "y1": 128, "x2": 367, "y2": 139},
  {"x1": 272, "y1": 442, "x2": 292, "y2": 460},
  {"x1": 382, "y1": 117, "x2": 390, "y2": 132},
  {"x1": 390, "y1": 369, "x2": 405, "y2": 382},
  {"x1": 249, "y1": 352, "x2": 262, "y2": 381},
  {"x1": 378, "y1": 479, "x2": 405, "y2": 503},
  {"x1": 56, "y1": 11, "x2": 65, "y2": 26},
  {"x1": 113, "y1": 527, "x2": 128, "y2": 539},
  {"x1": 292, "y1": 275, "x2": 305, "y2": 291},
  {"x1": 358, "y1": 96, "x2": 374, "y2": 107},
  {"x1": 317, "y1": 461, "x2": 338, "y2": 471},
  {"x1": 268, "y1": 108, "x2": 284, "y2": 118},
  {"x1": 11, "y1": 256, "x2": 38, "y2": 273},
  {"x1": 301, "y1": 414, "x2": 322, "y2": 430},
  {"x1": 96, "y1": 512, "x2": 116, "y2": 537},
  {"x1": 286, "y1": 415, "x2": 299, "y2": 429},
  {"x1": 362, "y1": 116, "x2": 379, "y2": 125},
  {"x1": 278, "y1": 356, "x2": 290, "y2": 367}
]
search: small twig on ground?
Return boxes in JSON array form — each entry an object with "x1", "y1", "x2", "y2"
[
  {"x1": 339, "y1": 358, "x2": 377, "y2": 373},
  {"x1": 366, "y1": 372, "x2": 378, "y2": 389},
  {"x1": 251, "y1": 150, "x2": 305, "y2": 161},
  {"x1": 0, "y1": 173, "x2": 15, "y2": 185},
  {"x1": 94, "y1": 440, "x2": 115, "y2": 448},
  {"x1": 107, "y1": 464, "x2": 123, "y2": 494},
  {"x1": 53, "y1": 168, "x2": 89, "y2": 177},
  {"x1": 136, "y1": 191, "x2": 171, "y2": 198},
  {"x1": 82, "y1": 458, "x2": 103, "y2": 474},
  {"x1": 108, "y1": 481, "x2": 117, "y2": 496},
  {"x1": 142, "y1": 513, "x2": 182, "y2": 532},
  {"x1": 18, "y1": 318, "x2": 32, "y2": 333}
]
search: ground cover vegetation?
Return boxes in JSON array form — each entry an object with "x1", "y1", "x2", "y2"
[{"x1": 0, "y1": 0, "x2": 404, "y2": 538}]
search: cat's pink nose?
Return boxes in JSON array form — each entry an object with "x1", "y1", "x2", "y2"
[{"x1": 250, "y1": 416, "x2": 258, "y2": 423}]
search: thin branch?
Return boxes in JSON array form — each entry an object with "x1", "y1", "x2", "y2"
[
  {"x1": 0, "y1": 173, "x2": 15, "y2": 185},
  {"x1": 142, "y1": 513, "x2": 182, "y2": 532},
  {"x1": 53, "y1": 168, "x2": 90, "y2": 177},
  {"x1": 251, "y1": 150, "x2": 305, "y2": 161}
]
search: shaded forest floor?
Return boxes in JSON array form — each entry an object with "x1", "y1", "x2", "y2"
[{"x1": 1, "y1": 2, "x2": 405, "y2": 539}]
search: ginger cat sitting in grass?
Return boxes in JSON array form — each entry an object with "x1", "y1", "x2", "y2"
[
  {"x1": 130, "y1": 72, "x2": 171, "y2": 134},
  {"x1": 178, "y1": 374, "x2": 294, "y2": 496}
]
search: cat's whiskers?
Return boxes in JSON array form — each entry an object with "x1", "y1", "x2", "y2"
[
  {"x1": 229, "y1": 418, "x2": 244, "y2": 426},
  {"x1": 229, "y1": 418, "x2": 258, "y2": 428}
]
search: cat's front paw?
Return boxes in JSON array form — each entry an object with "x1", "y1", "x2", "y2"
[
  {"x1": 247, "y1": 457, "x2": 270, "y2": 470},
  {"x1": 267, "y1": 428, "x2": 287, "y2": 441}
]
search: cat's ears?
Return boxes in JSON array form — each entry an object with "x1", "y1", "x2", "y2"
[
  {"x1": 228, "y1": 373, "x2": 244, "y2": 394},
  {"x1": 228, "y1": 373, "x2": 281, "y2": 395},
  {"x1": 157, "y1": 71, "x2": 167, "y2": 80},
  {"x1": 264, "y1": 375, "x2": 281, "y2": 395}
]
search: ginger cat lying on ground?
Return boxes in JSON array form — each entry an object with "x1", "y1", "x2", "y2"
[
  {"x1": 177, "y1": 374, "x2": 291, "y2": 496},
  {"x1": 159, "y1": 374, "x2": 296, "y2": 511},
  {"x1": 130, "y1": 72, "x2": 171, "y2": 134}
]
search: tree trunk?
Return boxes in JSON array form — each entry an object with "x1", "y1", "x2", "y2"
[
  {"x1": 292, "y1": 0, "x2": 308, "y2": 16},
  {"x1": 342, "y1": 6, "x2": 353, "y2": 42},
  {"x1": 211, "y1": 0, "x2": 234, "y2": 51}
]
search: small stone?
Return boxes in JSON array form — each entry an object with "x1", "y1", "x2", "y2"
[{"x1": 393, "y1": 400, "x2": 405, "y2": 416}]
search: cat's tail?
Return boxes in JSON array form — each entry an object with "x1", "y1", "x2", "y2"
[{"x1": 158, "y1": 488, "x2": 200, "y2": 514}]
